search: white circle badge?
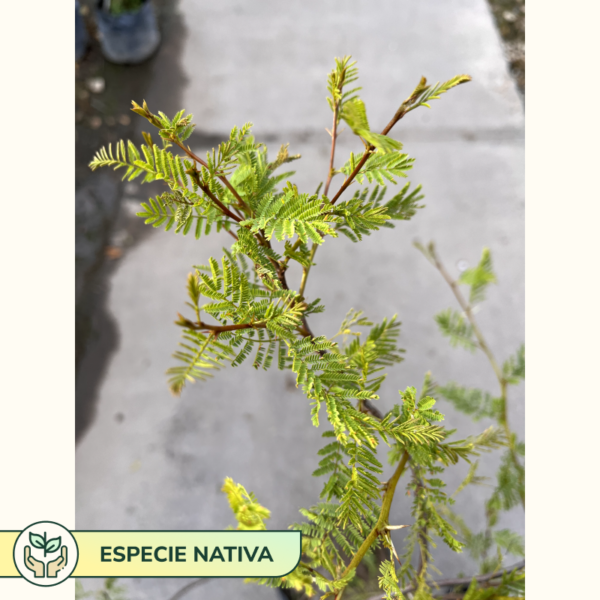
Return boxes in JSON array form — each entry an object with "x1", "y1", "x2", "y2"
[{"x1": 13, "y1": 521, "x2": 78, "y2": 586}]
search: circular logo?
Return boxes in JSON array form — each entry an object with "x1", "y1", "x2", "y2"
[{"x1": 13, "y1": 521, "x2": 79, "y2": 586}]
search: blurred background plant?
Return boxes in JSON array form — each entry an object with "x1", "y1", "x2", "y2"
[{"x1": 76, "y1": 577, "x2": 128, "y2": 600}]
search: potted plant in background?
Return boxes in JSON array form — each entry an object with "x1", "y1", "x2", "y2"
[
  {"x1": 95, "y1": 0, "x2": 160, "y2": 65},
  {"x1": 75, "y1": 1, "x2": 89, "y2": 62}
]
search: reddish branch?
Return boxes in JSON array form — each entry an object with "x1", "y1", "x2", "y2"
[
  {"x1": 176, "y1": 314, "x2": 266, "y2": 334},
  {"x1": 185, "y1": 167, "x2": 243, "y2": 223},
  {"x1": 329, "y1": 101, "x2": 412, "y2": 206},
  {"x1": 171, "y1": 138, "x2": 251, "y2": 215},
  {"x1": 324, "y1": 101, "x2": 340, "y2": 197}
]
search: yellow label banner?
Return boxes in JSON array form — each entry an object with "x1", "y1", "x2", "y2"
[{"x1": 1, "y1": 530, "x2": 301, "y2": 578}]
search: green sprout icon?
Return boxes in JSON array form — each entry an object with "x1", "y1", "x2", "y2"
[{"x1": 29, "y1": 531, "x2": 61, "y2": 558}]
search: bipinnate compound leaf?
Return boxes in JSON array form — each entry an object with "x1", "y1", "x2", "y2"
[{"x1": 87, "y1": 57, "x2": 525, "y2": 600}]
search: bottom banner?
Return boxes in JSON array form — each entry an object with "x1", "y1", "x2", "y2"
[{"x1": 0, "y1": 522, "x2": 301, "y2": 587}]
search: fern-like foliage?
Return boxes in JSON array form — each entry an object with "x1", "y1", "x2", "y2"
[
  {"x1": 229, "y1": 141, "x2": 299, "y2": 208},
  {"x1": 341, "y1": 313, "x2": 405, "y2": 392},
  {"x1": 241, "y1": 183, "x2": 336, "y2": 244},
  {"x1": 221, "y1": 477, "x2": 271, "y2": 530},
  {"x1": 401, "y1": 74, "x2": 472, "y2": 114},
  {"x1": 137, "y1": 190, "x2": 232, "y2": 237},
  {"x1": 378, "y1": 558, "x2": 403, "y2": 600},
  {"x1": 503, "y1": 344, "x2": 525, "y2": 384},
  {"x1": 459, "y1": 247, "x2": 496, "y2": 305},
  {"x1": 435, "y1": 308, "x2": 477, "y2": 351},
  {"x1": 341, "y1": 97, "x2": 403, "y2": 153},
  {"x1": 384, "y1": 181, "x2": 425, "y2": 222},
  {"x1": 487, "y1": 445, "x2": 525, "y2": 518},
  {"x1": 437, "y1": 383, "x2": 502, "y2": 421},
  {"x1": 460, "y1": 569, "x2": 525, "y2": 600},
  {"x1": 166, "y1": 256, "x2": 308, "y2": 394},
  {"x1": 167, "y1": 330, "x2": 236, "y2": 395},
  {"x1": 89, "y1": 137, "x2": 188, "y2": 185},
  {"x1": 398, "y1": 460, "x2": 462, "y2": 588},
  {"x1": 334, "y1": 183, "x2": 424, "y2": 242},
  {"x1": 326, "y1": 56, "x2": 361, "y2": 114},
  {"x1": 85, "y1": 56, "x2": 509, "y2": 600},
  {"x1": 423, "y1": 245, "x2": 524, "y2": 586},
  {"x1": 75, "y1": 578, "x2": 128, "y2": 600},
  {"x1": 339, "y1": 150, "x2": 413, "y2": 184}
]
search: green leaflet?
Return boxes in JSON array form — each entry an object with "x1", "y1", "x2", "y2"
[
  {"x1": 378, "y1": 559, "x2": 402, "y2": 600},
  {"x1": 339, "y1": 151, "x2": 414, "y2": 185},
  {"x1": 240, "y1": 187, "x2": 336, "y2": 244},
  {"x1": 435, "y1": 308, "x2": 477, "y2": 351},
  {"x1": 503, "y1": 344, "x2": 525, "y2": 384},
  {"x1": 424, "y1": 244, "x2": 524, "y2": 580},
  {"x1": 334, "y1": 183, "x2": 424, "y2": 242},
  {"x1": 459, "y1": 247, "x2": 497, "y2": 304},
  {"x1": 167, "y1": 330, "x2": 234, "y2": 395},
  {"x1": 341, "y1": 98, "x2": 402, "y2": 153},
  {"x1": 222, "y1": 477, "x2": 271, "y2": 530},
  {"x1": 437, "y1": 383, "x2": 503, "y2": 421},
  {"x1": 403, "y1": 74, "x2": 472, "y2": 113}
]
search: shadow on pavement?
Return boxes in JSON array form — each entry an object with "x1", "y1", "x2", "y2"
[{"x1": 76, "y1": 0, "x2": 188, "y2": 443}]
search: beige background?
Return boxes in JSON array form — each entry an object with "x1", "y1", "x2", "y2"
[{"x1": 0, "y1": 3, "x2": 75, "y2": 598}]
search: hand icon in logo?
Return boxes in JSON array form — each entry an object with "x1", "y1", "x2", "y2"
[
  {"x1": 24, "y1": 546, "x2": 45, "y2": 578},
  {"x1": 47, "y1": 546, "x2": 68, "y2": 578},
  {"x1": 23, "y1": 545, "x2": 68, "y2": 578}
]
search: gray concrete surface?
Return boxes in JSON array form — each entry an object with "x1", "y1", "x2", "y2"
[{"x1": 76, "y1": 1, "x2": 523, "y2": 598}]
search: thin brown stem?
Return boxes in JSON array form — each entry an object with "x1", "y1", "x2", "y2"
[
  {"x1": 176, "y1": 314, "x2": 266, "y2": 334},
  {"x1": 380, "y1": 103, "x2": 412, "y2": 137},
  {"x1": 171, "y1": 138, "x2": 251, "y2": 215},
  {"x1": 361, "y1": 399, "x2": 384, "y2": 420},
  {"x1": 329, "y1": 103, "x2": 410, "y2": 206},
  {"x1": 431, "y1": 252, "x2": 502, "y2": 381},
  {"x1": 428, "y1": 246, "x2": 524, "y2": 508},
  {"x1": 253, "y1": 235, "x2": 289, "y2": 289},
  {"x1": 294, "y1": 102, "x2": 341, "y2": 328},
  {"x1": 225, "y1": 228, "x2": 239, "y2": 241},
  {"x1": 186, "y1": 168, "x2": 243, "y2": 223},
  {"x1": 330, "y1": 149, "x2": 372, "y2": 206},
  {"x1": 298, "y1": 317, "x2": 317, "y2": 339},
  {"x1": 254, "y1": 237, "x2": 318, "y2": 340},
  {"x1": 299, "y1": 243, "x2": 318, "y2": 299},
  {"x1": 324, "y1": 102, "x2": 340, "y2": 197},
  {"x1": 410, "y1": 464, "x2": 429, "y2": 585}
]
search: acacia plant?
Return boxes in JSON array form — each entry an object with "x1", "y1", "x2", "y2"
[{"x1": 90, "y1": 57, "x2": 524, "y2": 599}]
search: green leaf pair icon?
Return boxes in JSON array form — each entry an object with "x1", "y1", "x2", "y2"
[{"x1": 29, "y1": 532, "x2": 61, "y2": 557}]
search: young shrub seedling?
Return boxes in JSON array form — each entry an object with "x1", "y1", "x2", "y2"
[{"x1": 90, "y1": 56, "x2": 524, "y2": 600}]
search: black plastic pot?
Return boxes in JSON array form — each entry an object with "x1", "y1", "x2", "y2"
[
  {"x1": 75, "y1": 1, "x2": 88, "y2": 61},
  {"x1": 95, "y1": 0, "x2": 160, "y2": 65}
]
